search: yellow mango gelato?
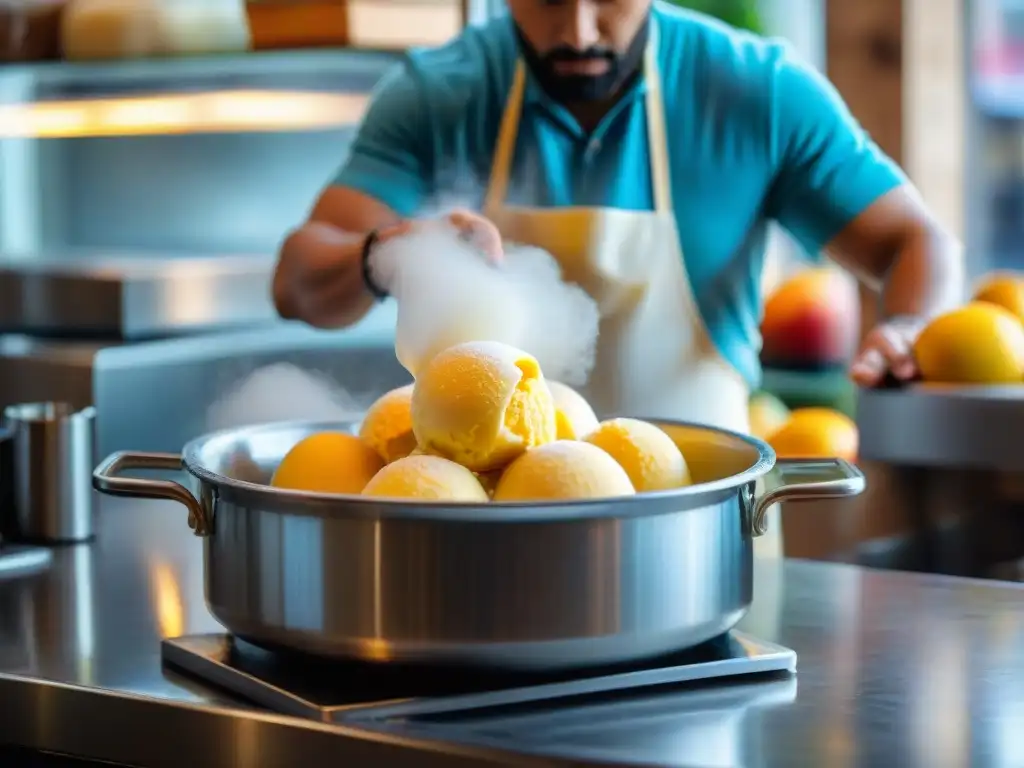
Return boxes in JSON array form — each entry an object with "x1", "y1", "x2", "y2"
[
  {"x1": 583, "y1": 418, "x2": 691, "y2": 492},
  {"x1": 547, "y1": 380, "x2": 599, "y2": 440},
  {"x1": 493, "y1": 441, "x2": 635, "y2": 502},
  {"x1": 359, "y1": 384, "x2": 417, "y2": 463},
  {"x1": 411, "y1": 341, "x2": 557, "y2": 472},
  {"x1": 362, "y1": 454, "x2": 489, "y2": 502},
  {"x1": 271, "y1": 432, "x2": 384, "y2": 494}
]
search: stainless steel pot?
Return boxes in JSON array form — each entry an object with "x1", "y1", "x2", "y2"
[{"x1": 92, "y1": 418, "x2": 864, "y2": 670}]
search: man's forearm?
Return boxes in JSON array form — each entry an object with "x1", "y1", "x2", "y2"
[
  {"x1": 273, "y1": 223, "x2": 377, "y2": 329},
  {"x1": 880, "y1": 222, "x2": 964, "y2": 322}
]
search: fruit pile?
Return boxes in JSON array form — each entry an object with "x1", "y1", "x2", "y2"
[
  {"x1": 761, "y1": 266, "x2": 1024, "y2": 386},
  {"x1": 748, "y1": 392, "x2": 858, "y2": 463},
  {"x1": 270, "y1": 340, "x2": 693, "y2": 503},
  {"x1": 760, "y1": 267, "x2": 860, "y2": 370},
  {"x1": 913, "y1": 273, "x2": 1024, "y2": 384}
]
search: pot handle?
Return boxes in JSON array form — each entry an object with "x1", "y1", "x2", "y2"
[
  {"x1": 92, "y1": 451, "x2": 210, "y2": 536},
  {"x1": 751, "y1": 458, "x2": 865, "y2": 537}
]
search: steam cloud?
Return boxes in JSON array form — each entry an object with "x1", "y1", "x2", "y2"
[
  {"x1": 205, "y1": 210, "x2": 600, "y2": 434},
  {"x1": 205, "y1": 363, "x2": 366, "y2": 433},
  {"x1": 370, "y1": 223, "x2": 599, "y2": 385}
]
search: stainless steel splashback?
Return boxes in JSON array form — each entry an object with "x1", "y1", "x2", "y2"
[{"x1": 92, "y1": 312, "x2": 409, "y2": 457}]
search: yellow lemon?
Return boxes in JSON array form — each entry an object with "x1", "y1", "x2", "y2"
[
  {"x1": 411, "y1": 341, "x2": 557, "y2": 472},
  {"x1": 973, "y1": 273, "x2": 1024, "y2": 323},
  {"x1": 359, "y1": 384, "x2": 417, "y2": 464},
  {"x1": 362, "y1": 455, "x2": 489, "y2": 502},
  {"x1": 547, "y1": 380, "x2": 599, "y2": 440},
  {"x1": 583, "y1": 417, "x2": 691, "y2": 492},
  {"x1": 271, "y1": 432, "x2": 384, "y2": 494},
  {"x1": 494, "y1": 441, "x2": 635, "y2": 502},
  {"x1": 913, "y1": 302, "x2": 1024, "y2": 384},
  {"x1": 768, "y1": 408, "x2": 858, "y2": 462}
]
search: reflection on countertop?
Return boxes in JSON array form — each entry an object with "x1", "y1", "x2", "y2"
[{"x1": 1, "y1": 495, "x2": 1024, "y2": 766}]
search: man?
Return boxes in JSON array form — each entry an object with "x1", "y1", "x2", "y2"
[{"x1": 273, "y1": 0, "x2": 962, "y2": 432}]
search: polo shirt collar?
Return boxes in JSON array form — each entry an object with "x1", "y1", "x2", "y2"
[{"x1": 519, "y1": 63, "x2": 649, "y2": 139}]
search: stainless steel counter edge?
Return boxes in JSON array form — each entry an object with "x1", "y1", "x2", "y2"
[{"x1": 0, "y1": 673, "x2": 561, "y2": 768}]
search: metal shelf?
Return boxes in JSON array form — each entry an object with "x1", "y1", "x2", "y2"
[{"x1": 0, "y1": 48, "x2": 402, "y2": 103}]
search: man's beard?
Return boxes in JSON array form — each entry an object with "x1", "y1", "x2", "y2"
[{"x1": 514, "y1": 17, "x2": 650, "y2": 103}]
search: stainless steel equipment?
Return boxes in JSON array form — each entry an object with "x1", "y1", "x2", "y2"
[
  {"x1": 0, "y1": 318, "x2": 405, "y2": 458},
  {"x1": 0, "y1": 251, "x2": 284, "y2": 426},
  {"x1": 856, "y1": 385, "x2": 1024, "y2": 576},
  {"x1": 858, "y1": 384, "x2": 1024, "y2": 471},
  {"x1": 0, "y1": 250, "x2": 406, "y2": 457},
  {"x1": 92, "y1": 419, "x2": 864, "y2": 670},
  {"x1": 2, "y1": 402, "x2": 96, "y2": 543},
  {"x1": 0, "y1": 421, "x2": 52, "y2": 574},
  {"x1": 161, "y1": 631, "x2": 796, "y2": 725},
  {"x1": 0, "y1": 254, "x2": 279, "y2": 339},
  {"x1": 0, "y1": 546, "x2": 51, "y2": 577}
]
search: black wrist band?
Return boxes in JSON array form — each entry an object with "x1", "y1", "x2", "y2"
[{"x1": 361, "y1": 229, "x2": 389, "y2": 300}]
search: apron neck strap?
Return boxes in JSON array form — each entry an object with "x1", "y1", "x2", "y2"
[
  {"x1": 484, "y1": 62, "x2": 526, "y2": 215},
  {"x1": 484, "y1": 16, "x2": 673, "y2": 216},
  {"x1": 643, "y1": 19, "x2": 673, "y2": 214}
]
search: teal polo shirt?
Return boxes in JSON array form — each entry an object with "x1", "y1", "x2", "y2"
[{"x1": 332, "y1": 1, "x2": 906, "y2": 389}]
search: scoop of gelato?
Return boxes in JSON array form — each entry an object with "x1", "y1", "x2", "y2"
[
  {"x1": 359, "y1": 384, "x2": 417, "y2": 463},
  {"x1": 493, "y1": 440, "x2": 635, "y2": 502},
  {"x1": 412, "y1": 341, "x2": 557, "y2": 472},
  {"x1": 271, "y1": 432, "x2": 384, "y2": 494},
  {"x1": 362, "y1": 454, "x2": 489, "y2": 502},
  {"x1": 546, "y1": 380, "x2": 599, "y2": 440},
  {"x1": 583, "y1": 418, "x2": 691, "y2": 492}
]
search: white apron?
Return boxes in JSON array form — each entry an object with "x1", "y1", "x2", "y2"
[{"x1": 482, "y1": 26, "x2": 783, "y2": 568}]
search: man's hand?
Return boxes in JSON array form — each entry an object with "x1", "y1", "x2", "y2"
[
  {"x1": 274, "y1": 208, "x2": 503, "y2": 330},
  {"x1": 849, "y1": 316, "x2": 925, "y2": 387},
  {"x1": 382, "y1": 209, "x2": 504, "y2": 264}
]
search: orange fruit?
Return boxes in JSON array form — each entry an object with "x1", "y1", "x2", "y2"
[
  {"x1": 913, "y1": 302, "x2": 1024, "y2": 384},
  {"x1": 768, "y1": 408, "x2": 858, "y2": 462},
  {"x1": 973, "y1": 273, "x2": 1024, "y2": 323}
]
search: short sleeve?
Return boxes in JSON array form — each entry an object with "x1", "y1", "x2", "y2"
[
  {"x1": 765, "y1": 50, "x2": 907, "y2": 258},
  {"x1": 331, "y1": 62, "x2": 434, "y2": 218}
]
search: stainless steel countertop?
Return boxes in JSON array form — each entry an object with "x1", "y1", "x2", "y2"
[{"x1": 1, "y1": 495, "x2": 1023, "y2": 767}]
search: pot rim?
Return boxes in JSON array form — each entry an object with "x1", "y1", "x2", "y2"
[{"x1": 180, "y1": 417, "x2": 777, "y2": 522}]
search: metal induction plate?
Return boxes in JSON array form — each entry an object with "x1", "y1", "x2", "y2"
[
  {"x1": 161, "y1": 631, "x2": 796, "y2": 726},
  {"x1": 857, "y1": 384, "x2": 1024, "y2": 470},
  {"x1": 0, "y1": 254, "x2": 278, "y2": 339}
]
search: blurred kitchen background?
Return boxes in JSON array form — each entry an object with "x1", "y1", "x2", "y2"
[{"x1": 0, "y1": 0, "x2": 1020, "y2": 577}]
